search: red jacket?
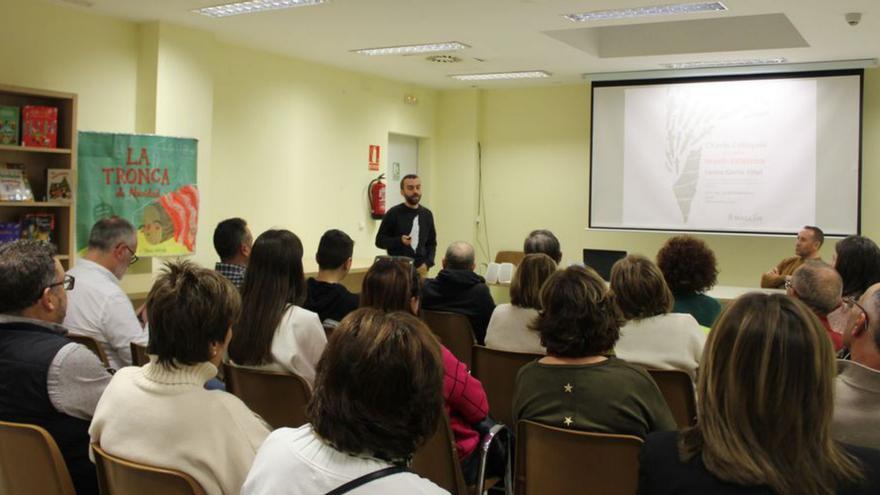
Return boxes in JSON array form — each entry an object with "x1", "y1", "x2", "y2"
[
  {"x1": 442, "y1": 346, "x2": 489, "y2": 459},
  {"x1": 819, "y1": 315, "x2": 844, "y2": 351}
]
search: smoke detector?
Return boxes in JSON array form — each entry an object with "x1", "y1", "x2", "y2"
[{"x1": 426, "y1": 55, "x2": 462, "y2": 64}]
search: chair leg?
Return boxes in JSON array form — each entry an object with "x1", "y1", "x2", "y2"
[{"x1": 475, "y1": 423, "x2": 511, "y2": 495}]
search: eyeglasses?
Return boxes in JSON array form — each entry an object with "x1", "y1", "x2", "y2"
[
  {"x1": 120, "y1": 244, "x2": 139, "y2": 265},
  {"x1": 47, "y1": 274, "x2": 75, "y2": 291},
  {"x1": 842, "y1": 296, "x2": 870, "y2": 331}
]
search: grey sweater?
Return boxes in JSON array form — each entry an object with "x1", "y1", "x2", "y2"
[{"x1": 833, "y1": 359, "x2": 880, "y2": 450}]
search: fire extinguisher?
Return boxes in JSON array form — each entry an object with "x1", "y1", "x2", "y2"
[{"x1": 368, "y1": 173, "x2": 386, "y2": 219}]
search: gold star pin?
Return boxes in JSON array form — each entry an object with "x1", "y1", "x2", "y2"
[
  {"x1": 563, "y1": 416, "x2": 574, "y2": 427},
  {"x1": 563, "y1": 383, "x2": 573, "y2": 393}
]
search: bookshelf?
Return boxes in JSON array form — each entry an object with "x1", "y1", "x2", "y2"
[{"x1": 0, "y1": 84, "x2": 77, "y2": 269}]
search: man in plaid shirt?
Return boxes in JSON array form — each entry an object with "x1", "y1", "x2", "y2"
[{"x1": 213, "y1": 218, "x2": 252, "y2": 290}]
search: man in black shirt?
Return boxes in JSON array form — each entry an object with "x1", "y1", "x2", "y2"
[
  {"x1": 303, "y1": 229, "x2": 359, "y2": 326},
  {"x1": 375, "y1": 174, "x2": 437, "y2": 277}
]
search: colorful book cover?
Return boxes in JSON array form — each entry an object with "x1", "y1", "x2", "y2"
[
  {"x1": 0, "y1": 106, "x2": 19, "y2": 145},
  {"x1": 0, "y1": 168, "x2": 34, "y2": 201},
  {"x1": 22, "y1": 105, "x2": 58, "y2": 148},
  {"x1": 20, "y1": 213, "x2": 55, "y2": 242},
  {"x1": 47, "y1": 168, "x2": 73, "y2": 202},
  {"x1": 0, "y1": 222, "x2": 21, "y2": 244}
]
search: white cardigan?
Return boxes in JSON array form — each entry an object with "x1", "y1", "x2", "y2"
[
  {"x1": 484, "y1": 304, "x2": 545, "y2": 354},
  {"x1": 613, "y1": 313, "x2": 706, "y2": 381},
  {"x1": 89, "y1": 359, "x2": 271, "y2": 495}
]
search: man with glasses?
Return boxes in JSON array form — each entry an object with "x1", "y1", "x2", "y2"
[
  {"x1": 787, "y1": 260, "x2": 844, "y2": 351},
  {"x1": 0, "y1": 240, "x2": 113, "y2": 495},
  {"x1": 65, "y1": 216, "x2": 147, "y2": 369},
  {"x1": 833, "y1": 282, "x2": 880, "y2": 450}
]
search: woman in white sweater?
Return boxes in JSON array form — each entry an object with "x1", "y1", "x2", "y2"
[
  {"x1": 228, "y1": 229, "x2": 327, "y2": 387},
  {"x1": 485, "y1": 253, "x2": 557, "y2": 354},
  {"x1": 610, "y1": 255, "x2": 706, "y2": 380},
  {"x1": 90, "y1": 260, "x2": 270, "y2": 495}
]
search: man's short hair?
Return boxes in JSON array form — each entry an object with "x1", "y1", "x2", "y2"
[
  {"x1": 0, "y1": 240, "x2": 57, "y2": 314},
  {"x1": 213, "y1": 218, "x2": 248, "y2": 261},
  {"x1": 400, "y1": 173, "x2": 419, "y2": 190},
  {"x1": 523, "y1": 229, "x2": 562, "y2": 264},
  {"x1": 804, "y1": 225, "x2": 825, "y2": 247},
  {"x1": 791, "y1": 260, "x2": 842, "y2": 315},
  {"x1": 308, "y1": 308, "x2": 443, "y2": 461},
  {"x1": 445, "y1": 241, "x2": 475, "y2": 270},
  {"x1": 147, "y1": 260, "x2": 241, "y2": 367},
  {"x1": 316, "y1": 229, "x2": 354, "y2": 270},
  {"x1": 88, "y1": 216, "x2": 136, "y2": 251}
]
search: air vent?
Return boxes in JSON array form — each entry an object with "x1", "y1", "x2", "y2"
[{"x1": 426, "y1": 55, "x2": 462, "y2": 64}]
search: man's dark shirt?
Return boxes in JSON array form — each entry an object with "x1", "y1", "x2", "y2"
[
  {"x1": 303, "y1": 278, "x2": 359, "y2": 324},
  {"x1": 375, "y1": 203, "x2": 437, "y2": 268},
  {"x1": 421, "y1": 269, "x2": 496, "y2": 345}
]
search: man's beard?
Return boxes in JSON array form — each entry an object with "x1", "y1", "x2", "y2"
[{"x1": 405, "y1": 195, "x2": 421, "y2": 205}]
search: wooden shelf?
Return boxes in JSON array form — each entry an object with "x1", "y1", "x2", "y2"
[
  {"x1": 0, "y1": 201, "x2": 72, "y2": 207},
  {"x1": 0, "y1": 144, "x2": 72, "y2": 155},
  {"x1": 56, "y1": 255, "x2": 69, "y2": 260}
]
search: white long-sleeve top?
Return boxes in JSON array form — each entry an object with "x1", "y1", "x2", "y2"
[{"x1": 613, "y1": 313, "x2": 707, "y2": 381}]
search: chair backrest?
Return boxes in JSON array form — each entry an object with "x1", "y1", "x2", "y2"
[
  {"x1": 130, "y1": 342, "x2": 149, "y2": 367},
  {"x1": 0, "y1": 421, "x2": 76, "y2": 495},
  {"x1": 646, "y1": 369, "x2": 697, "y2": 429},
  {"x1": 67, "y1": 333, "x2": 110, "y2": 367},
  {"x1": 421, "y1": 310, "x2": 476, "y2": 369},
  {"x1": 223, "y1": 364, "x2": 312, "y2": 429},
  {"x1": 495, "y1": 251, "x2": 525, "y2": 266},
  {"x1": 515, "y1": 420, "x2": 643, "y2": 495},
  {"x1": 411, "y1": 412, "x2": 468, "y2": 495},
  {"x1": 471, "y1": 345, "x2": 542, "y2": 427},
  {"x1": 92, "y1": 444, "x2": 205, "y2": 495}
]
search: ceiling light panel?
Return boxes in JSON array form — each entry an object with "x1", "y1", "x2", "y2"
[
  {"x1": 353, "y1": 42, "x2": 470, "y2": 56},
  {"x1": 661, "y1": 57, "x2": 787, "y2": 69},
  {"x1": 564, "y1": 1, "x2": 727, "y2": 22},
  {"x1": 450, "y1": 71, "x2": 551, "y2": 81},
  {"x1": 194, "y1": 0, "x2": 326, "y2": 18}
]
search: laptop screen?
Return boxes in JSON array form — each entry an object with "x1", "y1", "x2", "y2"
[{"x1": 582, "y1": 249, "x2": 627, "y2": 281}]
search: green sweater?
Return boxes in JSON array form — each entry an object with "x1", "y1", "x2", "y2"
[
  {"x1": 513, "y1": 357, "x2": 676, "y2": 438},
  {"x1": 672, "y1": 293, "x2": 721, "y2": 328}
]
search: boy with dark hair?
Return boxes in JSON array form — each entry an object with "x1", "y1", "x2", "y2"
[
  {"x1": 213, "y1": 217, "x2": 252, "y2": 290},
  {"x1": 303, "y1": 229, "x2": 359, "y2": 325}
]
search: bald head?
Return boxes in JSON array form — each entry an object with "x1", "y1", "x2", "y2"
[
  {"x1": 790, "y1": 260, "x2": 842, "y2": 315},
  {"x1": 444, "y1": 241, "x2": 476, "y2": 271}
]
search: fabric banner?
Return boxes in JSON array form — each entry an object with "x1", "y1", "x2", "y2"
[{"x1": 76, "y1": 132, "x2": 198, "y2": 256}]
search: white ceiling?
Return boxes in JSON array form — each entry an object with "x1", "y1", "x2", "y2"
[{"x1": 50, "y1": 0, "x2": 880, "y2": 89}]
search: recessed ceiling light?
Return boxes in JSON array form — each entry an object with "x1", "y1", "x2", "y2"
[
  {"x1": 564, "y1": 1, "x2": 727, "y2": 22},
  {"x1": 450, "y1": 71, "x2": 551, "y2": 81},
  {"x1": 661, "y1": 57, "x2": 787, "y2": 69},
  {"x1": 352, "y1": 42, "x2": 470, "y2": 56},
  {"x1": 194, "y1": 0, "x2": 326, "y2": 18}
]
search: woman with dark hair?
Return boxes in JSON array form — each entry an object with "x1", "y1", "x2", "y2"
[
  {"x1": 360, "y1": 258, "x2": 490, "y2": 484},
  {"x1": 640, "y1": 294, "x2": 880, "y2": 495},
  {"x1": 242, "y1": 308, "x2": 447, "y2": 494},
  {"x1": 656, "y1": 235, "x2": 721, "y2": 327},
  {"x1": 485, "y1": 253, "x2": 557, "y2": 354},
  {"x1": 610, "y1": 255, "x2": 706, "y2": 380},
  {"x1": 834, "y1": 235, "x2": 880, "y2": 299},
  {"x1": 513, "y1": 266, "x2": 675, "y2": 438},
  {"x1": 228, "y1": 229, "x2": 326, "y2": 387}
]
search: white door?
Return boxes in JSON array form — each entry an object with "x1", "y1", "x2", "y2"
[{"x1": 387, "y1": 133, "x2": 419, "y2": 210}]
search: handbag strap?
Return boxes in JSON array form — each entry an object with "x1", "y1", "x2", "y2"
[{"x1": 325, "y1": 465, "x2": 410, "y2": 495}]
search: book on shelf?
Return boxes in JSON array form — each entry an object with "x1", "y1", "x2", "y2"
[
  {"x1": 46, "y1": 168, "x2": 73, "y2": 202},
  {"x1": 0, "y1": 105, "x2": 19, "y2": 145},
  {"x1": 22, "y1": 105, "x2": 58, "y2": 148},
  {"x1": 0, "y1": 167, "x2": 34, "y2": 201},
  {"x1": 0, "y1": 221, "x2": 21, "y2": 244},
  {"x1": 20, "y1": 213, "x2": 55, "y2": 243}
]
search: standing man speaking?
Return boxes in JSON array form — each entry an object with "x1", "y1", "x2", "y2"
[{"x1": 376, "y1": 174, "x2": 437, "y2": 277}]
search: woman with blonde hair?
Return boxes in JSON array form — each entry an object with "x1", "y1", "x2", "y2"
[
  {"x1": 485, "y1": 253, "x2": 557, "y2": 353},
  {"x1": 639, "y1": 294, "x2": 880, "y2": 495}
]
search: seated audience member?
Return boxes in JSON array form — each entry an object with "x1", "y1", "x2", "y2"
[
  {"x1": 523, "y1": 229, "x2": 562, "y2": 264},
  {"x1": 361, "y1": 258, "x2": 490, "y2": 483},
  {"x1": 513, "y1": 266, "x2": 675, "y2": 438},
  {"x1": 610, "y1": 255, "x2": 706, "y2": 380},
  {"x1": 422, "y1": 241, "x2": 496, "y2": 345},
  {"x1": 761, "y1": 225, "x2": 824, "y2": 288},
  {"x1": 228, "y1": 230, "x2": 326, "y2": 387},
  {"x1": 303, "y1": 229, "x2": 359, "y2": 325},
  {"x1": 0, "y1": 240, "x2": 112, "y2": 495},
  {"x1": 64, "y1": 216, "x2": 147, "y2": 369},
  {"x1": 788, "y1": 260, "x2": 845, "y2": 351},
  {"x1": 242, "y1": 309, "x2": 446, "y2": 494},
  {"x1": 833, "y1": 282, "x2": 880, "y2": 450},
  {"x1": 485, "y1": 253, "x2": 556, "y2": 353},
  {"x1": 639, "y1": 293, "x2": 880, "y2": 495},
  {"x1": 656, "y1": 235, "x2": 721, "y2": 327},
  {"x1": 213, "y1": 217, "x2": 253, "y2": 290},
  {"x1": 834, "y1": 235, "x2": 880, "y2": 299},
  {"x1": 89, "y1": 260, "x2": 270, "y2": 495}
]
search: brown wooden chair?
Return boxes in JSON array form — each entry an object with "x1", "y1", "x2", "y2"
[
  {"x1": 223, "y1": 364, "x2": 312, "y2": 429},
  {"x1": 494, "y1": 251, "x2": 525, "y2": 266},
  {"x1": 130, "y1": 342, "x2": 149, "y2": 366},
  {"x1": 67, "y1": 333, "x2": 110, "y2": 367},
  {"x1": 471, "y1": 345, "x2": 542, "y2": 427},
  {"x1": 646, "y1": 369, "x2": 697, "y2": 428},
  {"x1": 515, "y1": 420, "x2": 643, "y2": 495},
  {"x1": 0, "y1": 420, "x2": 76, "y2": 495},
  {"x1": 421, "y1": 310, "x2": 477, "y2": 369},
  {"x1": 92, "y1": 444, "x2": 205, "y2": 495}
]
